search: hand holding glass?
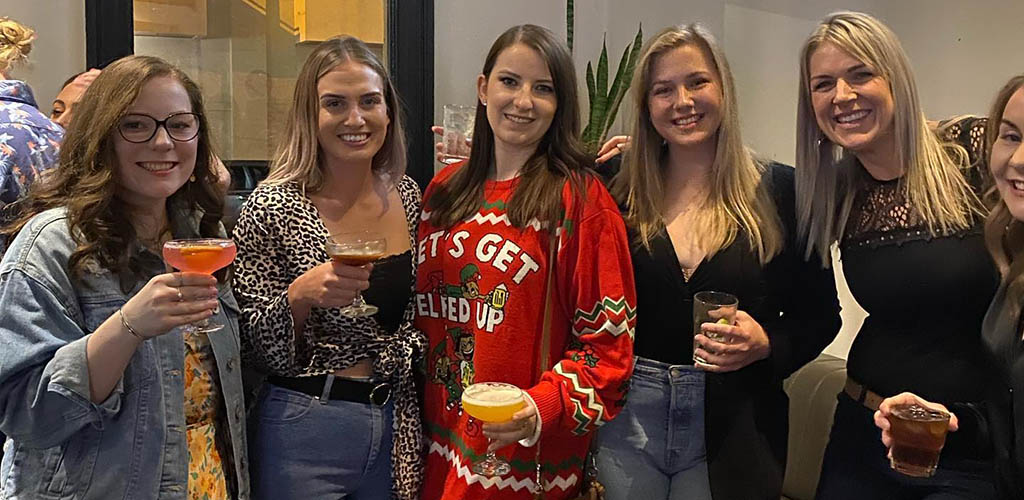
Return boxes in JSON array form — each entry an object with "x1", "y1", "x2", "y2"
[
  {"x1": 693, "y1": 291, "x2": 738, "y2": 365},
  {"x1": 162, "y1": 238, "x2": 236, "y2": 334},
  {"x1": 440, "y1": 104, "x2": 474, "y2": 164},
  {"x1": 325, "y1": 232, "x2": 386, "y2": 317},
  {"x1": 461, "y1": 382, "x2": 526, "y2": 477},
  {"x1": 886, "y1": 404, "x2": 951, "y2": 477}
]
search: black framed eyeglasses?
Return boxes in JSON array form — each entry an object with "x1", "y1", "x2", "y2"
[{"x1": 117, "y1": 112, "x2": 201, "y2": 143}]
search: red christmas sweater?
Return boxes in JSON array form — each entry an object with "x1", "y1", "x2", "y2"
[{"x1": 415, "y1": 165, "x2": 636, "y2": 500}]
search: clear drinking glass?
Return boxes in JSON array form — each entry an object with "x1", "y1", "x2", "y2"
[
  {"x1": 692, "y1": 290, "x2": 738, "y2": 365},
  {"x1": 325, "y1": 232, "x2": 387, "y2": 318},
  {"x1": 461, "y1": 382, "x2": 526, "y2": 477},
  {"x1": 441, "y1": 104, "x2": 474, "y2": 165},
  {"x1": 887, "y1": 404, "x2": 951, "y2": 477},
  {"x1": 162, "y1": 238, "x2": 237, "y2": 334}
]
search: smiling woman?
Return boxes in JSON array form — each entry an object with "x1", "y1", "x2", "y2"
[
  {"x1": 0, "y1": 55, "x2": 248, "y2": 500},
  {"x1": 416, "y1": 24, "x2": 636, "y2": 500},
  {"x1": 794, "y1": 12, "x2": 1002, "y2": 500},
  {"x1": 232, "y1": 35, "x2": 427, "y2": 500}
]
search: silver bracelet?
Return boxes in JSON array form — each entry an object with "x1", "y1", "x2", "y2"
[{"x1": 118, "y1": 307, "x2": 145, "y2": 340}]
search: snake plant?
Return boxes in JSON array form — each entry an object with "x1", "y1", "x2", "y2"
[{"x1": 567, "y1": 0, "x2": 643, "y2": 154}]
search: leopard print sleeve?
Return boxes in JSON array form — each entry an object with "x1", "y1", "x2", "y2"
[
  {"x1": 232, "y1": 184, "x2": 311, "y2": 375},
  {"x1": 393, "y1": 175, "x2": 425, "y2": 353}
]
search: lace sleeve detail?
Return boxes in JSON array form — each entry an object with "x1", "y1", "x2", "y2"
[{"x1": 938, "y1": 115, "x2": 988, "y2": 168}]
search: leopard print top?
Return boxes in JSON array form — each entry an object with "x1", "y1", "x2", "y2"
[{"x1": 232, "y1": 174, "x2": 425, "y2": 500}]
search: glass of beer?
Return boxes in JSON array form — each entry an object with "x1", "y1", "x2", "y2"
[
  {"x1": 461, "y1": 382, "x2": 526, "y2": 477},
  {"x1": 692, "y1": 291, "x2": 738, "y2": 365},
  {"x1": 440, "y1": 104, "x2": 474, "y2": 166},
  {"x1": 325, "y1": 232, "x2": 386, "y2": 318},
  {"x1": 162, "y1": 238, "x2": 237, "y2": 334},
  {"x1": 887, "y1": 403, "x2": 951, "y2": 477}
]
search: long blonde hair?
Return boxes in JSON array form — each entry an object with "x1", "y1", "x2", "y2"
[
  {"x1": 610, "y1": 24, "x2": 782, "y2": 263},
  {"x1": 796, "y1": 11, "x2": 983, "y2": 266},
  {"x1": 984, "y1": 75, "x2": 1024, "y2": 302},
  {"x1": 263, "y1": 36, "x2": 406, "y2": 194},
  {"x1": 0, "y1": 18, "x2": 34, "y2": 75}
]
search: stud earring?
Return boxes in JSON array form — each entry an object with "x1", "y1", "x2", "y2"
[{"x1": 189, "y1": 174, "x2": 196, "y2": 182}]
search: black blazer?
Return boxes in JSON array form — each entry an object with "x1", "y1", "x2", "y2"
[{"x1": 969, "y1": 275, "x2": 1024, "y2": 499}]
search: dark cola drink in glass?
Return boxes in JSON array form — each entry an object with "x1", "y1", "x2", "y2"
[{"x1": 887, "y1": 403, "x2": 950, "y2": 477}]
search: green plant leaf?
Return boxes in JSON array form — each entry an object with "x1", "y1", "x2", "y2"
[
  {"x1": 596, "y1": 35, "x2": 609, "y2": 100},
  {"x1": 603, "y1": 44, "x2": 632, "y2": 130},
  {"x1": 585, "y1": 61, "x2": 596, "y2": 110},
  {"x1": 566, "y1": 0, "x2": 574, "y2": 54},
  {"x1": 601, "y1": 24, "x2": 644, "y2": 143},
  {"x1": 586, "y1": 90, "x2": 609, "y2": 149}
]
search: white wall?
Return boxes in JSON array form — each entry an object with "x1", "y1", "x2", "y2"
[
  {"x1": 433, "y1": 0, "x2": 1023, "y2": 359},
  {"x1": 0, "y1": 0, "x2": 87, "y2": 115},
  {"x1": 883, "y1": 0, "x2": 1024, "y2": 120}
]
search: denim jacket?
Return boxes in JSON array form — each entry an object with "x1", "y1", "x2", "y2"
[{"x1": 0, "y1": 207, "x2": 250, "y2": 499}]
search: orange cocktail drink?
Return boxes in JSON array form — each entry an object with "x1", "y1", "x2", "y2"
[
  {"x1": 162, "y1": 238, "x2": 236, "y2": 334},
  {"x1": 462, "y1": 383, "x2": 526, "y2": 422},
  {"x1": 163, "y1": 241, "x2": 237, "y2": 274},
  {"x1": 461, "y1": 382, "x2": 526, "y2": 477}
]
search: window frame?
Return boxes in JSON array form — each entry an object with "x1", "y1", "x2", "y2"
[{"x1": 85, "y1": 0, "x2": 435, "y2": 188}]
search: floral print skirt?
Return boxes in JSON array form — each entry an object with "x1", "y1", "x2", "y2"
[{"x1": 184, "y1": 332, "x2": 230, "y2": 500}]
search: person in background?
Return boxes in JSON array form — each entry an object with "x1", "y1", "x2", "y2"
[
  {"x1": 796, "y1": 12, "x2": 1000, "y2": 499},
  {"x1": 50, "y1": 68, "x2": 101, "y2": 129},
  {"x1": 0, "y1": 55, "x2": 249, "y2": 499},
  {"x1": 51, "y1": 68, "x2": 231, "y2": 194},
  {"x1": 0, "y1": 17, "x2": 62, "y2": 240},
  {"x1": 874, "y1": 74, "x2": 1024, "y2": 500}
]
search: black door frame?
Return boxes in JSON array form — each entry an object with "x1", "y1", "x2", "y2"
[{"x1": 85, "y1": 0, "x2": 435, "y2": 187}]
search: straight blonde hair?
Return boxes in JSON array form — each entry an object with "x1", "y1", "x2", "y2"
[
  {"x1": 984, "y1": 75, "x2": 1024, "y2": 302},
  {"x1": 264, "y1": 36, "x2": 406, "y2": 195},
  {"x1": 796, "y1": 11, "x2": 983, "y2": 266},
  {"x1": 610, "y1": 24, "x2": 782, "y2": 263}
]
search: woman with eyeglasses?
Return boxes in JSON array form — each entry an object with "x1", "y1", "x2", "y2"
[{"x1": 0, "y1": 55, "x2": 249, "y2": 500}]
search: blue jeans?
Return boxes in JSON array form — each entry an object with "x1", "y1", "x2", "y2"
[
  {"x1": 595, "y1": 357, "x2": 712, "y2": 500},
  {"x1": 249, "y1": 382, "x2": 394, "y2": 500},
  {"x1": 815, "y1": 392, "x2": 996, "y2": 500}
]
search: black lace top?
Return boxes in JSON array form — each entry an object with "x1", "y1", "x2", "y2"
[{"x1": 839, "y1": 117, "x2": 1002, "y2": 459}]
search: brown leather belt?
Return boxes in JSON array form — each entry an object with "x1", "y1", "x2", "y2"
[{"x1": 844, "y1": 378, "x2": 884, "y2": 411}]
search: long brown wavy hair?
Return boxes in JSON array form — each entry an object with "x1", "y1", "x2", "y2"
[
  {"x1": 984, "y1": 75, "x2": 1024, "y2": 301},
  {"x1": 426, "y1": 24, "x2": 591, "y2": 230},
  {"x1": 1, "y1": 55, "x2": 223, "y2": 291}
]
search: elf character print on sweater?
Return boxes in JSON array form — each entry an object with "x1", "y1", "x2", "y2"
[
  {"x1": 415, "y1": 229, "x2": 539, "y2": 333},
  {"x1": 431, "y1": 326, "x2": 476, "y2": 411}
]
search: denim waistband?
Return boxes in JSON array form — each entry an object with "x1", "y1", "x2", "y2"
[{"x1": 631, "y1": 356, "x2": 705, "y2": 385}]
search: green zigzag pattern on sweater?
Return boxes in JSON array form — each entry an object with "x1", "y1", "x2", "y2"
[{"x1": 425, "y1": 420, "x2": 585, "y2": 473}]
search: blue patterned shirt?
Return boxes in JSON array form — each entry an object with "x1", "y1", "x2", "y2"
[{"x1": 0, "y1": 80, "x2": 63, "y2": 207}]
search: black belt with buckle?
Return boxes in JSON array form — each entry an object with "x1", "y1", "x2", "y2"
[{"x1": 268, "y1": 375, "x2": 392, "y2": 406}]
